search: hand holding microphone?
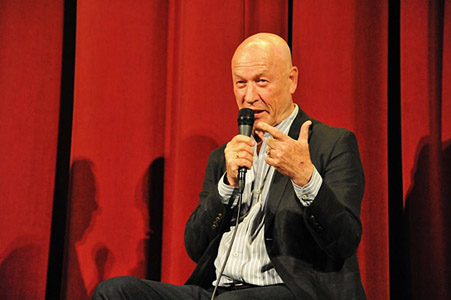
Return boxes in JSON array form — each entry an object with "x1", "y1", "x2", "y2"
[{"x1": 224, "y1": 108, "x2": 255, "y2": 189}]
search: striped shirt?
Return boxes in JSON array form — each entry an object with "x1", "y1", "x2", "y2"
[{"x1": 214, "y1": 105, "x2": 323, "y2": 287}]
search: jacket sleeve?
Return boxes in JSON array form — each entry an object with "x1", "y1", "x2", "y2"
[
  {"x1": 184, "y1": 146, "x2": 233, "y2": 262},
  {"x1": 304, "y1": 129, "x2": 365, "y2": 261}
]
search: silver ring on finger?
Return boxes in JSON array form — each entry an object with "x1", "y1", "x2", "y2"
[{"x1": 265, "y1": 146, "x2": 271, "y2": 156}]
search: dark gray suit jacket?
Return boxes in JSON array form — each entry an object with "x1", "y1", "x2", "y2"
[{"x1": 184, "y1": 108, "x2": 366, "y2": 300}]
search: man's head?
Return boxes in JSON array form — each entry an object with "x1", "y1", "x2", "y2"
[{"x1": 231, "y1": 33, "x2": 298, "y2": 128}]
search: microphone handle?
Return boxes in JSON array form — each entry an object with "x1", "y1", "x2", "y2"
[{"x1": 238, "y1": 167, "x2": 246, "y2": 193}]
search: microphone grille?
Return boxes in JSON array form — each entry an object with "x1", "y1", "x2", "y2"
[{"x1": 237, "y1": 108, "x2": 254, "y2": 126}]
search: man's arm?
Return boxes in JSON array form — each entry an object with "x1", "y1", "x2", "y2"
[
  {"x1": 258, "y1": 121, "x2": 364, "y2": 261},
  {"x1": 303, "y1": 130, "x2": 364, "y2": 260},
  {"x1": 184, "y1": 146, "x2": 231, "y2": 262}
]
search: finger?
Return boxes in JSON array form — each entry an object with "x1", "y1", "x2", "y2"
[
  {"x1": 266, "y1": 137, "x2": 273, "y2": 148},
  {"x1": 265, "y1": 147, "x2": 274, "y2": 158},
  {"x1": 265, "y1": 146, "x2": 271, "y2": 156},
  {"x1": 266, "y1": 137, "x2": 279, "y2": 149},
  {"x1": 255, "y1": 122, "x2": 287, "y2": 140},
  {"x1": 234, "y1": 158, "x2": 253, "y2": 170},
  {"x1": 233, "y1": 144, "x2": 255, "y2": 157},
  {"x1": 298, "y1": 120, "x2": 312, "y2": 143},
  {"x1": 265, "y1": 155, "x2": 277, "y2": 168},
  {"x1": 226, "y1": 138, "x2": 255, "y2": 156},
  {"x1": 225, "y1": 143, "x2": 254, "y2": 163},
  {"x1": 232, "y1": 134, "x2": 256, "y2": 147},
  {"x1": 233, "y1": 150, "x2": 254, "y2": 162},
  {"x1": 226, "y1": 151, "x2": 253, "y2": 168}
]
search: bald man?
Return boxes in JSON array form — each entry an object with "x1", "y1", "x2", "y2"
[{"x1": 93, "y1": 33, "x2": 365, "y2": 300}]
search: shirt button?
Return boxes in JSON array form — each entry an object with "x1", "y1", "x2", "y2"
[{"x1": 233, "y1": 252, "x2": 239, "y2": 257}]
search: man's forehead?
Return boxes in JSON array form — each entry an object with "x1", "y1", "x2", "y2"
[
  {"x1": 232, "y1": 64, "x2": 269, "y2": 76},
  {"x1": 232, "y1": 49, "x2": 274, "y2": 72}
]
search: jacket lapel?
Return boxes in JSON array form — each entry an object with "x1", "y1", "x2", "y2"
[{"x1": 264, "y1": 107, "x2": 310, "y2": 233}]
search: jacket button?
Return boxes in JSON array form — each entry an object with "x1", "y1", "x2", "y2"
[{"x1": 309, "y1": 215, "x2": 320, "y2": 227}]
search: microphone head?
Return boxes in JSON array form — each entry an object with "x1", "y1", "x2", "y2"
[
  {"x1": 238, "y1": 108, "x2": 255, "y2": 137},
  {"x1": 238, "y1": 108, "x2": 254, "y2": 125}
]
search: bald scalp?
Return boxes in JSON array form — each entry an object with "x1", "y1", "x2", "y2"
[{"x1": 232, "y1": 33, "x2": 293, "y2": 71}]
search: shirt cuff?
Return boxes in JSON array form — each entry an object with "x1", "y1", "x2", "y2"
[
  {"x1": 291, "y1": 166, "x2": 323, "y2": 207},
  {"x1": 218, "y1": 173, "x2": 239, "y2": 206}
]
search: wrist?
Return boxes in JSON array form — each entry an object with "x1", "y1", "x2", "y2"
[
  {"x1": 293, "y1": 164, "x2": 314, "y2": 187},
  {"x1": 225, "y1": 173, "x2": 238, "y2": 187}
]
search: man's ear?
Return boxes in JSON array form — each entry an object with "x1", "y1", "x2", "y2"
[{"x1": 289, "y1": 66, "x2": 298, "y2": 94}]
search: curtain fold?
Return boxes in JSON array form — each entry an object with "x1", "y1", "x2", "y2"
[
  {"x1": 64, "y1": 1, "x2": 169, "y2": 298},
  {"x1": 291, "y1": 1, "x2": 390, "y2": 299},
  {"x1": 400, "y1": 0, "x2": 451, "y2": 298},
  {"x1": 0, "y1": 1, "x2": 63, "y2": 299}
]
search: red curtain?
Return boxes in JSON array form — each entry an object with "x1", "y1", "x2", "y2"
[
  {"x1": 63, "y1": 1, "x2": 169, "y2": 298},
  {"x1": 0, "y1": 1, "x2": 63, "y2": 299},
  {"x1": 292, "y1": 2, "x2": 389, "y2": 299},
  {"x1": 1, "y1": 1, "x2": 449, "y2": 299},
  {"x1": 400, "y1": 0, "x2": 451, "y2": 299}
]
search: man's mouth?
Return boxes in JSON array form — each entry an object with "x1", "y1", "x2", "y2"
[{"x1": 252, "y1": 109, "x2": 265, "y2": 119}]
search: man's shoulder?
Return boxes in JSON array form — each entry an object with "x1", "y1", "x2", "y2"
[
  {"x1": 310, "y1": 118, "x2": 354, "y2": 138},
  {"x1": 291, "y1": 108, "x2": 355, "y2": 142},
  {"x1": 308, "y1": 118, "x2": 359, "y2": 152}
]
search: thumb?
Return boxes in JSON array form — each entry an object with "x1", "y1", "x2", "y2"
[{"x1": 298, "y1": 120, "x2": 312, "y2": 142}]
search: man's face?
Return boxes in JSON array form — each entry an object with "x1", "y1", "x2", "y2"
[{"x1": 232, "y1": 45, "x2": 297, "y2": 128}]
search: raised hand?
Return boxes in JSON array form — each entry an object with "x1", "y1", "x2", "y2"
[{"x1": 256, "y1": 120, "x2": 314, "y2": 186}]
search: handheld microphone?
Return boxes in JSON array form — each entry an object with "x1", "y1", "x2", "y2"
[
  {"x1": 237, "y1": 108, "x2": 255, "y2": 192},
  {"x1": 210, "y1": 108, "x2": 255, "y2": 300}
]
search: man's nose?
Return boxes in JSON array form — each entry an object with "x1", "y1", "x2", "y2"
[{"x1": 244, "y1": 82, "x2": 258, "y2": 104}]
